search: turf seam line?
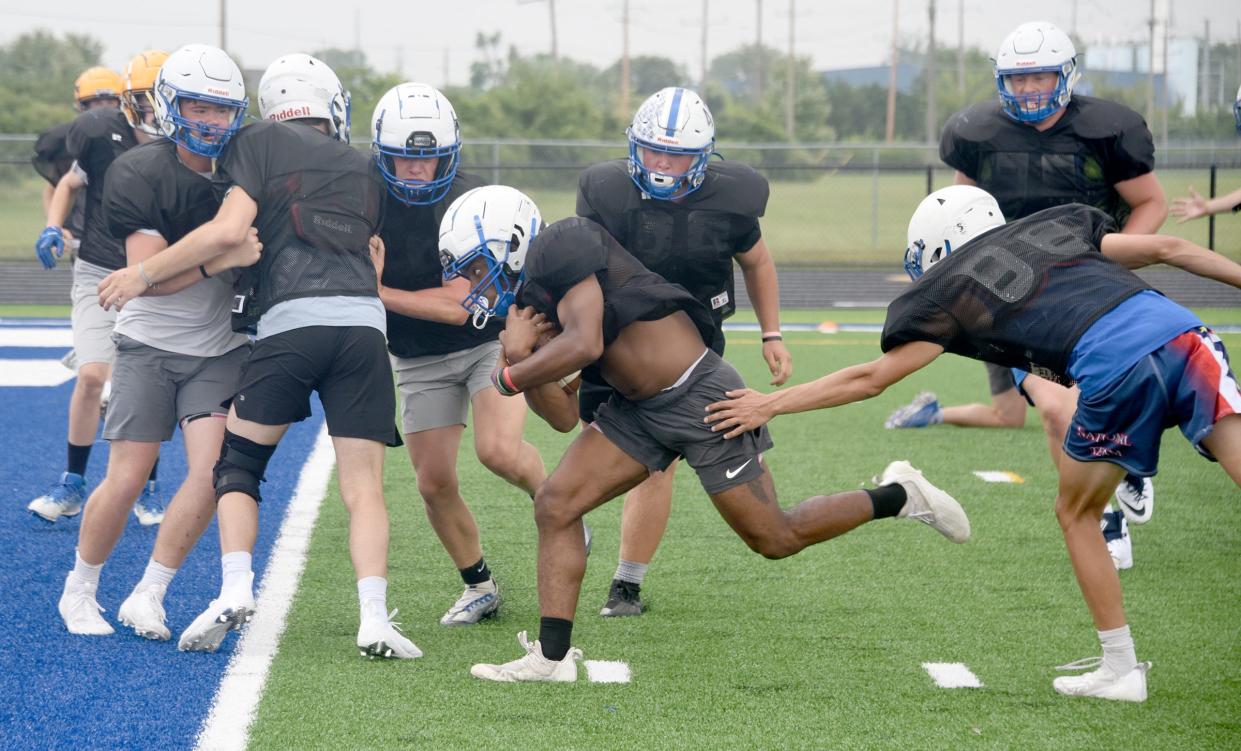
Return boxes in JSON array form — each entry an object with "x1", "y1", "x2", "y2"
[{"x1": 193, "y1": 425, "x2": 335, "y2": 751}]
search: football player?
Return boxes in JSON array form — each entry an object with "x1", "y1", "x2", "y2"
[
  {"x1": 576, "y1": 87, "x2": 792, "y2": 616},
  {"x1": 706, "y1": 185, "x2": 1241, "y2": 702},
  {"x1": 371, "y1": 83, "x2": 550, "y2": 626},
  {"x1": 57, "y1": 44, "x2": 256, "y2": 638},
  {"x1": 1167, "y1": 84, "x2": 1241, "y2": 223},
  {"x1": 441, "y1": 186, "x2": 969, "y2": 683},
  {"x1": 28, "y1": 52, "x2": 168, "y2": 526},
  {"x1": 99, "y1": 54, "x2": 419, "y2": 659},
  {"x1": 885, "y1": 21, "x2": 1167, "y2": 555}
]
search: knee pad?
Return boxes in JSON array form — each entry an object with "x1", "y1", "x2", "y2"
[{"x1": 213, "y1": 430, "x2": 276, "y2": 504}]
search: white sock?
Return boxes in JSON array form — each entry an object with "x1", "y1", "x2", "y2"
[
  {"x1": 1098, "y1": 624, "x2": 1137, "y2": 675},
  {"x1": 614, "y1": 560, "x2": 648, "y2": 586},
  {"x1": 70, "y1": 551, "x2": 103, "y2": 588},
  {"x1": 358, "y1": 576, "x2": 388, "y2": 622},
  {"x1": 137, "y1": 558, "x2": 177, "y2": 594},
  {"x1": 220, "y1": 551, "x2": 253, "y2": 594}
]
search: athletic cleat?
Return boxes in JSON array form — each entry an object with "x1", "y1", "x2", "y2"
[
  {"x1": 1114, "y1": 475, "x2": 1153, "y2": 525},
  {"x1": 1101, "y1": 509, "x2": 1132, "y2": 570},
  {"x1": 600, "y1": 579, "x2": 645, "y2": 618},
  {"x1": 583, "y1": 519, "x2": 593, "y2": 557},
  {"x1": 884, "y1": 391, "x2": 943, "y2": 429},
  {"x1": 27, "y1": 472, "x2": 87, "y2": 522},
  {"x1": 59, "y1": 575, "x2": 115, "y2": 635},
  {"x1": 118, "y1": 584, "x2": 171, "y2": 640},
  {"x1": 470, "y1": 631, "x2": 582, "y2": 682},
  {"x1": 178, "y1": 590, "x2": 255, "y2": 652},
  {"x1": 1053, "y1": 656, "x2": 1151, "y2": 702},
  {"x1": 876, "y1": 460, "x2": 970, "y2": 543},
  {"x1": 440, "y1": 579, "x2": 501, "y2": 626},
  {"x1": 133, "y1": 480, "x2": 165, "y2": 526},
  {"x1": 357, "y1": 609, "x2": 422, "y2": 659}
]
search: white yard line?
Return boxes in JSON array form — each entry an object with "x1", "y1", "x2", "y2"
[
  {"x1": 194, "y1": 425, "x2": 335, "y2": 751},
  {"x1": 922, "y1": 662, "x2": 983, "y2": 689},
  {"x1": 585, "y1": 660, "x2": 632, "y2": 684},
  {"x1": 0, "y1": 360, "x2": 74, "y2": 387},
  {"x1": 0, "y1": 328, "x2": 74, "y2": 347}
]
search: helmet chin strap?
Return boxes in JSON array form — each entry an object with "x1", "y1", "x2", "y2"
[{"x1": 470, "y1": 297, "x2": 493, "y2": 330}]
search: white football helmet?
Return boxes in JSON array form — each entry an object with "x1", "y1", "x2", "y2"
[
  {"x1": 258, "y1": 53, "x2": 350, "y2": 143},
  {"x1": 904, "y1": 186, "x2": 1006, "y2": 281},
  {"x1": 439, "y1": 185, "x2": 542, "y2": 327},
  {"x1": 627, "y1": 87, "x2": 716, "y2": 199},
  {"x1": 371, "y1": 83, "x2": 461, "y2": 206},
  {"x1": 994, "y1": 21, "x2": 1081, "y2": 123},
  {"x1": 153, "y1": 44, "x2": 248, "y2": 158}
]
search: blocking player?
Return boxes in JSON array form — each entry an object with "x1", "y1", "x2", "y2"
[
  {"x1": 886, "y1": 21, "x2": 1167, "y2": 551},
  {"x1": 1168, "y1": 85, "x2": 1241, "y2": 224},
  {"x1": 706, "y1": 186, "x2": 1241, "y2": 702},
  {"x1": 28, "y1": 53, "x2": 168, "y2": 526},
  {"x1": 576, "y1": 87, "x2": 792, "y2": 616},
  {"x1": 57, "y1": 45, "x2": 255, "y2": 638},
  {"x1": 438, "y1": 186, "x2": 969, "y2": 683},
  {"x1": 371, "y1": 82, "x2": 549, "y2": 626}
]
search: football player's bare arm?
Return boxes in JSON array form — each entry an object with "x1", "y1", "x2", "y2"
[
  {"x1": 705, "y1": 341, "x2": 945, "y2": 438},
  {"x1": 1171, "y1": 185, "x2": 1241, "y2": 222},
  {"x1": 41, "y1": 183, "x2": 54, "y2": 215},
  {"x1": 46, "y1": 168, "x2": 85, "y2": 229},
  {"x1": 120, "y1": 232, "x2": 239, "y2": 296},
  {"x1": 506, "y1": 279, "x2": 604, "y2": 390},
  {"x1": 1100, "y1": 233, "x2": 1241, "y2": 288},
  {"x1": 737, "y1": 236, "x2": 792, "y2": 386},
  {"x1": 141, "y1": 187, "x2": 260, "y2": 282},
  {"x1": 1114, "y1": 172, "x2": 1168, "y2": 234},
  {"x1": 379, "y1": 277, "x2": 471, "y2": 325}
]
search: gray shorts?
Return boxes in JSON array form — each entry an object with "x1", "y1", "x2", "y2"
[
  {"x1": 392, "y1": 340, "x2": 501, "y2": 434},
  {"x1": 593, "y1": 350, "x2": 774, "y2": 494},
  {"x1": 986, "y1": 361, "x2": 1017, "y2": 395},
  {"x1": 103, "y1": 335, "x2": 250, "y2": 442},
  {"x1": 70, "y1": 260, "x2": 117, "y2": 369}
]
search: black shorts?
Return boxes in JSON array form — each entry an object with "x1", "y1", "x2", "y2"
[
  {"x1": 579, "y1": 324, "x2": 726, "y2": 423},
  {"x1": 233, "y1": 325, "x2": 399, "y2": 445},
  {"x1": 985, "y1": 361, "x2": 1017, "y2": 396},
  {"x1": 592, "y1": 349, "x2": 773, "y2": 494}
]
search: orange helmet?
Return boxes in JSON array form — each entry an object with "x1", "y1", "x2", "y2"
[
  {"x1": 73, "y1": 67, "x2": 123, "y2": 110},
  {"x1": 122, "y1": 50, "x2": 170, "y2": 134}
]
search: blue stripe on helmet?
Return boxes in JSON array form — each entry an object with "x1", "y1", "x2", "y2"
[{"x1": 664, "y1": 88, "x2": 684, "y2": 138}]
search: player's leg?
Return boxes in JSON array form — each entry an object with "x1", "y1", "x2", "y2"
[
  {"x1": 941, "y1": 366, "x2": 1028, "y2": 428},
  {"x1": 472, "y1": 386, "x2": 546, "y2": 494},
  {"x1": 602, "y1": 464, "x2": 677, "y2": 616}
]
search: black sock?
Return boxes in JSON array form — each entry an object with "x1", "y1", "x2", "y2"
[
  {"x1": 67, "y1": 443, "x2": 92, "y2": 477},
  {"x1": 538, "y1": 617, "x2": 574, "y2": 661},
  {"x1": 148, "y1": 457, "x2": 159, "y2": 483},
  {"x1": 866, "y1": 484, "x2": 907, "y2": 519},
  {"x1": 460, "y1": 557, "x2": 491, "y2": 586}
]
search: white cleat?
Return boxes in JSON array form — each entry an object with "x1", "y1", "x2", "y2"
[
  {"x1": 118, "y1": 584, "x2": 171, "y2": 640},
  {"x1": 470, "y1": 631, "x2": 582, "y2": 683},
  {"x1": 1053, "y1": 657, "x2": 1151, "y2": 702},
  {"x1": 59, "y1": 576, "x2": 115, "y2": 636},
  {"x1": 1101, "y1": 510, "x2": 1133, "y2": 570},
  {"x1": 876, "y1": 460, "x2": 971, "y2": 543},
  {"x1": 357, "y1": 609, "x2": 422, "y2": 659},
  {"x1": 440, "y1": 579, "x2": 501, "y2": 626},
  {"x1": 178, "y1": 590, "x2": 255, "y2": 652},
  {"x1": 1114, "y1": 475, "x2": 1154, "y2": 525}
]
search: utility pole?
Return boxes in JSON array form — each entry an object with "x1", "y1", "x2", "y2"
[
  {"x1": 885, "y1": 0, "x2": 899, "y2": 143},
  {"x1": 353, "y1": 8, "x2": 361, "y2": 57},
  {"x1": 785, "y1": 0, "x2": 795, "y2": 140},
  {"x1": 1201, "y1": 19, "x2": 1210, "y2": 113},
  {"x1": 956, "y1": 0, "x2": 964, "y2": 95},
  {"x1": 219, "y1": 0, "x2": 227, "y2": 51},
  {"x1": 925, "y1": 0, "x2": 937, "y2": 146},
  {"x1": 701, "y1": 0, "x2": 709, "y2": 92},
  {"x1": 1146, "y1": 0, "x2": 1155, "y2": 126},
  {"x1": 620, "y1": 0, "x2": 631, "y2": 121},
  {"x1": 443, "y1": 48, "x2": 450, "y2": 88},
  {"x1": 756, "y1": 0, "x2": 764, "y2": 100},
  {"x1": 549, "y1": 0, "x2": 558, "y2": 60},
  {"x1": 1160, "y1": 0, "x2": 1169, "y2": 151}
]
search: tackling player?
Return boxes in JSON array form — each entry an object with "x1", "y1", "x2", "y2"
[{"x1": 706, "y1": 185, "x2": 1241, "y2": 702}]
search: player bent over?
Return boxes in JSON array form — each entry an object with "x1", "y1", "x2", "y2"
[
  {"x1": 439, "y1": 186, "x2": 970, "y2": 683},
  {"x1": 99, "y1": 54, "x2": 419, "y2": 659},
  {"x1": 707, "y1": 186, "x2": 1241, "y2": 702}
]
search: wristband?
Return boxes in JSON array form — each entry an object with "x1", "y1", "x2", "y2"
[
  {"x1": 199, "y1": 264, "x2": 211, "y2": 279},
  {"x1": 492, "y1": 366, "x2": 521, "y2": 396},
  {"x1": 137, "y1": 261, "x2": 158, "y2": 288},
  {"x1": 761, "y1": 331, "x2": 783, "y2": 343}
]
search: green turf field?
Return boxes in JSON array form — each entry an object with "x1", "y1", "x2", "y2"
[{"x1": 249, "y1": 312, "x2": 1241, "y2": 750}]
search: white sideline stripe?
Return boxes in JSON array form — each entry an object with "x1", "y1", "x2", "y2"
[
  {"x1": 585, "y1": 660, "x2": 632, "y2": 684},
  {"x1": 0, "y1": 328, "x2": 74, "y2": 347},
  {"x1": 193, "y1": 426, "x2": 336, "y2": 751},
  {"x1": 0, "y1": 359, "x2": 74, "y2": 387},
  {"x1": 971, "y1": 470, "x2": 1025, "y2": 484},
  {"x1": 922, "y1": 662, "x2": 983, "y2": 689}
]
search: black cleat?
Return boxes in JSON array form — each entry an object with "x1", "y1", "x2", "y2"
[{"x1": 600, "y1": 579, "x2": 645, "y2": 618}]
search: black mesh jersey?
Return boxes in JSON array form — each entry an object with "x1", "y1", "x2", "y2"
[
  {"x1": 65, "y1": 108, "x2": 137, "y2": 269},
  {"x1": 518, "y1": 217, "x2": 716, "y2": 381},
  {"x1": 576, "y1": 158, "x2": 766, "y2": 328},
  {"x1": 218, "y1": 121, "x2": 383, "y2": 314},
  {"x1": 104, "y1": 139, "x2": 228, "y2": 246},
  {"x1": 940, "y1": 96, "x2": 1155, "y2": 226},
  {"x1": 32, "y1": 121, "x2": 85, "y2": 238},
  {"x1": 381, "y1": 171, "x2": 497, "y2": 358},
  {"x1": 881, "y1": 204, "x2": 1150, "y2": 385}
]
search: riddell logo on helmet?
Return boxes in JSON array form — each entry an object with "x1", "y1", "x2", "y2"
[
  {"x1": 269, "y1": 106, "x2": 312, "y2": 121},
  {"x1": 654, "y1": 135, "x2": 679, "y2": 145},
  {"x1": 207, "y1": 87, "x2": 231, "y2": 97}
]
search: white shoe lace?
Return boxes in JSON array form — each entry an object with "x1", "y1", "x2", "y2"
[{"x1": 1055, "y1": 656, "x2": 1104, "y2": 672}]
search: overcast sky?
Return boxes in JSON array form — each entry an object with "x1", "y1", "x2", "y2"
[{"x1": 2, "y1": 0, "x2": 1238, "y2": 87}]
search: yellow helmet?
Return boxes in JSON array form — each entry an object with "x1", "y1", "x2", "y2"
[
  {"x1": 73, "y1": 67, "x2": 123, "y2": 110},
  {"x1": 122, "y1": 50, "x2": 170, "y2": 134}
]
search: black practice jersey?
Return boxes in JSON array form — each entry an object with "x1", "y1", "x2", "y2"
[
  {"x1": 881, "y1": 204, "x2": 1151, "y2": 385},
  {"x1": 104, "y1": 139, "x2": 227, "y2": 246},
  {"x1": 65, "y1": 108, "x2": 137, "y2": 269},
  {"x1": 576, "y1": 159, "x2": 766, "y2": 327},
  {"x1": 381, "y1": 171, "x2": 495, "y2": 358},
  {"x1": 32, "y1": 121, "x2": 86, "y2": 238},
  {"x1": 218, "y1": 121, "x2": 383, "y2": 314},
  {"x1": 940, "y1": 96, "x2": 1155, "y2": 226}
]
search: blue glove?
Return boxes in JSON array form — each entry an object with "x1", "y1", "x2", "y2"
[{"x1": 35, "y1": 226, "x2": 65, "y2": 269}]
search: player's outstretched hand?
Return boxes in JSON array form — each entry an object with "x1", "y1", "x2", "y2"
[
  {"x1": 1170, "y1": 186, "x2": 1208, "y2": 223},
  {"x1": 762, "y1": 339, "x2": 793, "y2": 386},
  {"x1": 705, "y1": 387, "x2": 775, "y2": 438},
  {"x1": 97, "y1": 266, "x2": 147, "y2": 311},
  {"x1": 35, "y1": 226, "x2": 65, "y2": 269},
  {"x1": 500, "y1": 306, "x2": 554, "y2": 363}
]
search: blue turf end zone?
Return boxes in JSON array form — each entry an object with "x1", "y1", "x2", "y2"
[{"x1": 0, "y1": 338, "x2": 324, "y2": 751}]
